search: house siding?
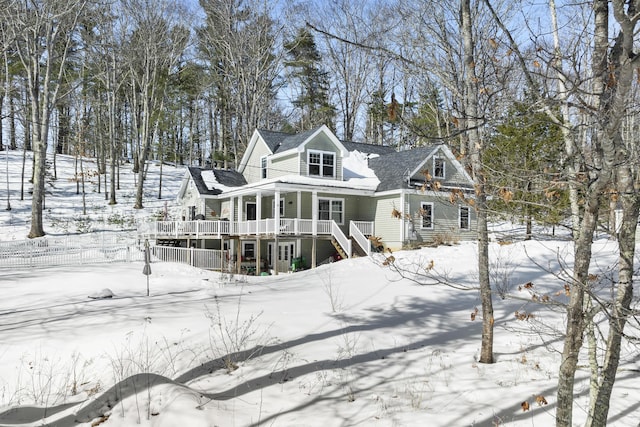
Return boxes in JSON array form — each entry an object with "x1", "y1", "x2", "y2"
[
  {"x1": 301, "y1": 135, "x2": 344, "y2": 181},
  {"x1": 410, "y1": 151, "x2": 469, "y2": 188},
  {"x1": 180, "y1": 180, "x2": 201, "y2": 220},
  {"x1": 373, "y1": 194, "x2": 403, "y2": 251},
  {"x1": 270, "y1": 153, "x2": 299, "y2": 179},
  {"x1": 406, "y1": 193, "x2": 476, "y2": 243},
  {"x1": 244, "y1": 140, "x2": 272, "y2": 183},
  {"x1": 204, "y1": 200, "x2": 222, "y2": 219}
]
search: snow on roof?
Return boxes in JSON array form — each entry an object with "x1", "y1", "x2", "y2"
[{"x1": 343, "y1": 150, "x2": 379, "y2": 180}]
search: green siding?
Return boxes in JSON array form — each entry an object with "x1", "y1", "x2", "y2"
[
  {"x1": 406, "y1": 193, "x2": 476, "y2": 243},
  {"x1": 270, "y1": 153, "x2": 299, "y2": 178},
  {"x1": 373, "y1": 195, "x2": 403, "y2": 250},
  {"x1": 301, "y1": 134, "x2": 344, "y2": 180},
  {"x1": 410, "y1": 152, "x2": 469, "y2": 188}
]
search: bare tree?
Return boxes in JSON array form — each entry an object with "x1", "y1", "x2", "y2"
[
  {"x1": 199, "y1": 0, "x2": 284, "y2": 166},
  {"x1": 121, "y1": 0, "x2": 188, "y2": 209},
  {"x1": 2, "y1": 0, "x2": 91, "y2": 238}
]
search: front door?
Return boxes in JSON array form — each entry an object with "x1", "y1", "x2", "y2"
[{"x1": 268, "y1": 241, "x2": 295, "y2": 272}]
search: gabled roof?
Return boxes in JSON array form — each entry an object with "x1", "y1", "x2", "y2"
[
  {"x1": 273, "y1": 128, "x2": 318, "y2": 153},
  {"x1": 368, "y1": 146, "x2": 440, "y2": 192},
  {"x1": 256, "y1": 129, "x2": 292, "y2": 152},
  {"x1": 187, "y1": 167, "x2": 247, "y2": 196}
]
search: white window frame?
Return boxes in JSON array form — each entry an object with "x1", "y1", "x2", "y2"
[
  {"x1": 433, "y1": 157, "x2": 445, "y2": 179},
  {"x1": 260, "y1": 156, "x2": 267, "y2": 179},
  {"x1": 318, "y1": 197, "x2": 344, "y2": 224},
  {"x1": 459, "y1": 206, "x2": 470, "y2": 230},
  {"x1": 420, "y1": 202, "x2": 434, "y2": 229},
  {"x1": 308, "y1": 149, "x2": 336, "y2": 178}
]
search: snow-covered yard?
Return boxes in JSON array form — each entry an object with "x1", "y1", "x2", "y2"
[{"x1": 0, "y1": 151, "x2": 638, "y2": 426}]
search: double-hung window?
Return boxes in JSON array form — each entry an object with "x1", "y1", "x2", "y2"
[
  {"x1": 318, "y1": 198, "x2": 343, "y2": 224},
  {"x1": 260, "y1": 156, "x2": 267, "y2": 179},
  {"x1": 308, "y1": 150, "x2": 335, "y2": 178},
  {"x1": 459, "y1": 206, "x2": 470, "y2": 230},
  {"x1": 420, "y1": 202, "x2": 433, "y2": 229}
]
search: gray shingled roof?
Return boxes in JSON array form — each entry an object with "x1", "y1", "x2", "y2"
[
  {"x1": 255, "y1": 129, "x2": 293, "y2": 153},
  {"x1": 275, "y1": 128, "x2": 319, "y2": 153},
  {"x1": 256, "y1": 127, "x2": 397, "y2": 157},
  {"x1": 188, "y1": 167, "x2": 247, "y2": 195},
  {"x1": 368, "y1": 146, "x2": 439, "y2": 192}
]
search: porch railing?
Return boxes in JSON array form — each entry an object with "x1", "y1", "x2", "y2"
[
  {"x1": 350, "y1": 221, "x2": 372, "y2": 256},
  {"x1": 139, "y1": 218, "x2": 375, "y2": 260}
]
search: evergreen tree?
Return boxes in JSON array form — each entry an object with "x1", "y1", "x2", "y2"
[
  {"x1": 284, "y1": 28, "x2": 336, "y2": 131},
  {"x1": 485, "y1": 102, "x2": 568, "y2": 238}
]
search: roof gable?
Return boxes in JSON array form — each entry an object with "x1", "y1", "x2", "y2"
[{"x1": 369, "y1": 145, "x2": 471, "y2": 192}]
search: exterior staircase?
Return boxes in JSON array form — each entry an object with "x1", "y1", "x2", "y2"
[{"x1": 331, "y1": 238, "x2": 348, "y2": 260}]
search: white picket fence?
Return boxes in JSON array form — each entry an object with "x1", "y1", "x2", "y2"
[
  {"x1": 0, "y1": 233, "x2": 228, "y2": 271},
  {"x1": 0, "y1": 233, "x2": 144, "y2": 268},
  {"x1": 150, "y1": 246, "x2": 228, "y2": 271}
]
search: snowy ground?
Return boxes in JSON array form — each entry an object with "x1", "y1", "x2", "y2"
[{"x1": 0, "y1": 150, "x2": 639, "y2": 426}]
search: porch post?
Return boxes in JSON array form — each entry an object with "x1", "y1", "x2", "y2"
[
  {"x1": 236, "y1": 238, "x2": 241, "y2": 275},
  {"x1": 311, "y1": 191, "x2": 318, "y2": 268},
  {"x1": 274, "y1": 234, "x2": 279, "y2": 275},
  {"x1": 256, "y1": 191, "x2": 262, "y2": 236},
  {"x1": 238, "y1": 195, "x2": 244, "y2": 235},
  {"x1": 256, "y1": 237, "x2": 261, "y2": 275},
  {"x1": 312, "y1": 190, "x2": 318, "y2": 236},
  {"x1": 312, "y1": 237, "x2": 317, "y2": 268},
  {"x1": 275, "y1": 189, "x2": 281, "y2": 234}
]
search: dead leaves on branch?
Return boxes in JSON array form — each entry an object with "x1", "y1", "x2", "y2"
[{"x1": 521, "y1": 395, "x2": 548, "y2": 412}]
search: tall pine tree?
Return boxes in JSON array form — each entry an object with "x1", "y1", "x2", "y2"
[{"x1": 284, "y1": 28, "x2": 336, "y2": 131}]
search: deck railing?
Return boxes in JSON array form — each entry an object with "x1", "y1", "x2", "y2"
[
  {"x1": 139, "y1": 218, "x2": 375, "y2": 260},
  {"x1": 350, "y1": 221, "x2": 372, "y2": 256}
]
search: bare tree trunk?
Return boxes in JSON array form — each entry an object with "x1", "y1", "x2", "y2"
[{"x1": 461, "y1": 0, "x2": 493, "y2": 364}]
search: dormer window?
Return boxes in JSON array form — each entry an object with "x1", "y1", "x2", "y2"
[
  {"x1": 308, "y1": 150, "x2": 335, "y2": 178},
  {"x1": 434, "y1": 157, "x2": 445, "y2": 178}
]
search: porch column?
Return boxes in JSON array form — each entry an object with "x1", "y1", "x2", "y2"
[
  {"x1": 275, "y1": 190, "x2": 281, "y2": 232},
  {"x1": 312, "y1": 237, "x2": 317, "y2": 268},
  {"x1": 312, "y1": 190, "x2": 318, "y2": 236},
  {"x1": 256, "y1": 191, "x2": 262, "y2": 236},
  {"x1": 236, "y1": 238, "x2": 241, "y2": 274},
  {"x1": 296, "y1": 191, "x2": 301, "y2": 234},
  {"x1": 256, "y1": 238, "x2": 261, "y2": 275},
  {"x1": 238, "y1": 195, "x2": 244, "y2": 235}
]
